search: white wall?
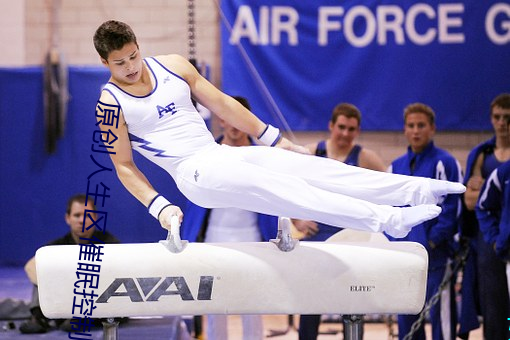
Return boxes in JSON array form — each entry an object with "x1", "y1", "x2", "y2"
[
  {"x1": 0, "y1": 0, "x2": 220, "y2": 84},
  {"x1": 0, "y1": 0, "x2": 25, "y2": 66}
]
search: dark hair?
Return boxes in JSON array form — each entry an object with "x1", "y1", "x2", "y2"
[
  {"x1": 233, "y1": 96, "x2": 251, "y2": 111},
  {"x1": 93, "y1": 20, "x2": 138, "y2": 60},
  {"x1": 331, "y1": 103, "x2": 361, "y2": 126},
  {"x1": 403, "y1": 103, "x2": 435, "y2": 125},
  {"x1": 66, "y1": 194, "x2": 95, "y2": 215},
  {"x1": 491, "y1": 93, "x2": 510, "y2": 113}
]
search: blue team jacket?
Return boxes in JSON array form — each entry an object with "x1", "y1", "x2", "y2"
[
  {"x1": 476, "y1": 160, "x2": 510, "y2": 258},
  {"x1": 388, "y1": 141, "x2": 462, "y2": 268}
]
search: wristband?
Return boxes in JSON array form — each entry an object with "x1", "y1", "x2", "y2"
[
  {"x1": 257, "y1": 124, "x2": 282, "y2": 147},
  {"x1": 148, "y1": 194, "x2": 172, "y2": 220}
]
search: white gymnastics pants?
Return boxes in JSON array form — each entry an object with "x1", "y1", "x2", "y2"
[{"x1": 175, "y1": 144, "x2": 436, "y2": 234}]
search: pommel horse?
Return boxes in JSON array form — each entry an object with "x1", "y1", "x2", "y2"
[{"x1": 36, "y1": 217, "x2": 428, "y2": 340}]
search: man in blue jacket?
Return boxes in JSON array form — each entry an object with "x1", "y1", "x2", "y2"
[
  {"x1": 181, "y1": 96, "x2": 278, "y2": 340},
  {"x1": 460, "y1": 93, "x2": 510, "y2": 340},
  {"x1": 474, "y1": 116, "x2": 510, "y2": 340},
  {"x1": 388, "y1": 103, "x2": 462, "y2": 340}
]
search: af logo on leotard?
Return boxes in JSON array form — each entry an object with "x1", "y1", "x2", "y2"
[{"x1": 157, "y1": 102, "x2": 177, "y2": 118}]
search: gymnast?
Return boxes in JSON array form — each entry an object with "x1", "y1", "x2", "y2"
[{"x1": 92, "y1": 20, "x2": 465, "y2": 239}]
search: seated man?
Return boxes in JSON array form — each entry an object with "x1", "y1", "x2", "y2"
[{"x1": 20, "y1": 194, "x2": 120, "y2": 334}]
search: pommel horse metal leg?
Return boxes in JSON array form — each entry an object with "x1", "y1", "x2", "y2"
[
  {"x1": 343, "y1": 314, "x2": 363, "y2": 340},
  {"x1": 102, "y1": 318, "x2": 119, "y2": 340}
]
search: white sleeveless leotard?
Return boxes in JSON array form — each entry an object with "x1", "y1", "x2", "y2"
[{"x1": 103, "y1": 57, "x2": 216, "y2": 178}]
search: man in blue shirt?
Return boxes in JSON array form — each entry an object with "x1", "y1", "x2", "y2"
[
  {"x1": 388, "y1": 103, "x2": 462, "y2": 340},
  {"x1": 296, "y1": 103, "x2": 386, "y2": 340}
]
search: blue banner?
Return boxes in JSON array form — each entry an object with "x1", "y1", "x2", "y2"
[
  {"x1": 0, "y1": 67, "x2": 187, "y2": 265},
  {"x1": 221, "y1": 0, "x2": 510, "y2": 131}
]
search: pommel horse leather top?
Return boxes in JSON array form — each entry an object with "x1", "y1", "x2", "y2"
[{"x1": 36, "y1": 219, "x2": 428, "y2": 319}]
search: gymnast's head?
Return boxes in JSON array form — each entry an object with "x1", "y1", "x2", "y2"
[
  {"x1": 93, "y1": 20, "x2": 138, "y2": 61},
  {"x1": 94, "y1": 20, "x2": 143, "y2": 84}
]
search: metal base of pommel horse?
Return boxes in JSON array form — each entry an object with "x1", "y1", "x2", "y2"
[
  {"x1": 35, "y1": 217, "x2": 429, "y2": 340},
  {"x1": 102, "y1": 318, "x2": 119, "y2": 340},
  {"x1": 343, "y1": 314, "x2": 363, "y2": 340}
]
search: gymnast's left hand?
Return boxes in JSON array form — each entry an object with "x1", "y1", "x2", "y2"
[
  {"x1": 158, "y1": 205, "x2": 184, "y2": 231},
  {"x1": 276, "y1": 137, "x2": 311, "y2": 155}
]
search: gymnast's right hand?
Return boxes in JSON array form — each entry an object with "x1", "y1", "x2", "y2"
[
  {"x1": 158, "y1": 205, "x2": 184, "y2": 231},
  {"x1": 276, "y1": 137, "x2": 311, "y2": 155}
]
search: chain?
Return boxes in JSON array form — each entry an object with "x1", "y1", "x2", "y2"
[
  {"x1": 402, "y1": 242, "x2": 470, "y2": 340},
  {"x1": 187, "y1": 0, "x2": 196, "y2": 61}
]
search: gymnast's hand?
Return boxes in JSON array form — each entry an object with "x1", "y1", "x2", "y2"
[
  {"x1": 158, "y1": 204, "x2": 184, "y2": 231},
  {"x1": 276, "y1": 137, "x2": 311, "y2": 155}
]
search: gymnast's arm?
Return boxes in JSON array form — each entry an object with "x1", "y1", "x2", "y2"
[
  {"x1": 159, "y1": 54, "x2": 309, "y2": 153},
  {"x1": 96, "y1": 92, "x2": 183, "y2": 230}
]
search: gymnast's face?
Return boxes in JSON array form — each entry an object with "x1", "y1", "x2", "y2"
[
  {"x1": 102, "y1": 42, "x2": 143, "y2": 85},
  {"x1": 65, "y1": 201, "x2": 96, "y2": 242},
  {"x1": 404, "y1": 112, "x2": 435, "y2": 154},
  {"x1": 329, "y1": 115, "x2": 360, "y2": 148}
]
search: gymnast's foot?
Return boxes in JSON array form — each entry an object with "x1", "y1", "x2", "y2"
[
  {"x1": 412, "y1": 179, "x2": 465, "y2": 205},
  {"x1": 429, "y1": 180, "x2": 465, "y2": 200},
  {"x1": 385, "y1": 204, "x2": 442, "y2": 238}
]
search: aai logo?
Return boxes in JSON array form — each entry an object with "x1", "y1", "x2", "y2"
[{"x1": 96, "y1": 276, "x2": 214, "y2": 303}]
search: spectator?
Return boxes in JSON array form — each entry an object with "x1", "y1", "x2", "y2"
[
  {"x1": 296, "y1": 102, "x2": 385, "y2": 340},
  {"x1": 460, "y1": 93, "x2": 510, "y2": 340},
  {"x1": 387, "y1": 103, "x2": 462, "y2": 340},
  {"x1": 19, "y1": 194, "x2": 120, "y2": 334}
]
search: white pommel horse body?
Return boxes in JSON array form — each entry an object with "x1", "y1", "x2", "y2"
[{"x1": 36, "y1": 218, "x2": 428, "y2": 340}]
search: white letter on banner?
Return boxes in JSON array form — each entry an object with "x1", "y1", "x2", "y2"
[
  {"x1": 406, "y1": 4, "x2": 436, "y2": 45},
  {"x1": 318, "y1": 7, "x2": 345, "y2": 46},
  {"x1": 377, "y1": 5, "x2": 405, "y2": 45},
  {"x1": 230, "y1": 5, "x2": 259, "y2": 45},
  {"x1": 438, "y1": 4, "x2": 465, "y2": 43},
  {"x1": 259, "y1": 7, "x2": 269, "y2": 45},
  {"x1": 486, "y1": 3, "x2": 510, "y2": 45},
  {"x1": 271, "y1": 6, "x2": 299, "y2": 45},
  {"x1": 344, "y1": 6, "x2": 376, "y2": 47}
]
